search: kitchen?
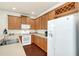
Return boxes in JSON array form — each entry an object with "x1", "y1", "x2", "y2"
[{"x1": 0, "y1": 2, "x2": 79, "y2": 56}]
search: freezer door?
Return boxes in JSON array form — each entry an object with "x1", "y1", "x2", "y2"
[
  {"x1": 54, "y1": 15, "x2": 76, "y2": 56},
  {"x1": 48, "y1": 20, "x2": 56, "y2": 56}
]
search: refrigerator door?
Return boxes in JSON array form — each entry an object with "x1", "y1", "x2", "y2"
[
  {"x1": 48, "y1": 20, "x2": 56, "y2": 56},
  {"x1": 54, "y1": 14, "x2": 76, "y2": 56}
]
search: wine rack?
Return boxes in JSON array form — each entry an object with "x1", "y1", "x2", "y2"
[{"x1": 55, "y1": 2, "x2": 76, "y2": 16}]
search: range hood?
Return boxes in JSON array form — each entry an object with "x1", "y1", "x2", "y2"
[{"x1": 21, "y1": 24, "x2": 31, "y2": 30}]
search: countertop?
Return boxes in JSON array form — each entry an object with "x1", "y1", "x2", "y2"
[
  {"x1": 0, "y1": 33, "x2": 47, "y2": 56},
  {"x1": 8, "y1": 33, "x2": 47, "y2": 39},
  {"x1": 0, "y1": 35, "x2": 26, "y2": 56},
  {"x1": 0, "y1": 35, "x2": 4, "y2": 41},
  {"x1": 0, "y1": 43, "x2": 26, "y2": 56},
  {"x1": 32, "y1": 33, "x2": 47, "y2": 39}
]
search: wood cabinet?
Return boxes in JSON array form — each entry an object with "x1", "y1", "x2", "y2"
[
  {"x1": 21, "y1": 16, "x2": 27, "y2": 24},
  {"x1": 35, "y1": 16, "x2": 47, "y2": 30},
  {"x1": 75, "y1": 2, "x2": 79, "y2": 11},
  {"x1": 40, "y1": 14, "x2": 48, "y2": 29},
  {"x1": 48, "y1": 11, "x2": 55, "y2": 20},
  {"x1": 38, "y1": 17, "x2": 41, "y2": 29},
  {"x1": 34, "y1": 2, "x2": 79, "y2": 30},
  {"x1": 26, "y1": 17, "x2": 35, "y2": 29},
  {"x1": 41, "y1": 16, "x2": 45, "y2": 29},
  {"x1": 8, "y1": 15, "x2": 21, "y2": 29},
  {"x1": 32, "y1": 35, "x2": 47, "y2": 52},
  {"x1": 55, "y1": 2, "x2": 77, "y2": 18},
  {"x1": 35, "y1": 18, "x2": 39, "y2": 30},
  {"x1": 43, "y1": 14, "x2": 48, "y2": 29},
  {"x1": 39, "y1": 37, "x2": 47, "y2": 52},
  {"x1": 31, "y1": 35, "x2": 35, "y2": 43},
  {"x1": 8, "y1": 2, "x2": 79, "y2": 30},
  {"x1": 31, "y1": 20, "x2": 35, "y2": 29},
  {"x1": 8, "y1": 15, "x2": 35, "y2": 29}
]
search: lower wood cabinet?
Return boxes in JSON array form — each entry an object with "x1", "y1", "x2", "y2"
[{"x1": 31, "y1": 35, "x2": 47, "y2": 52}]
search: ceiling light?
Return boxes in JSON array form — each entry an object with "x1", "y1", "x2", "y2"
[
  {"x1": 32, "y1": 12, "x2": 34, "y2": 14},
  {"x1": 12, "y1": 7, "x2": 16, "y2": 10}
]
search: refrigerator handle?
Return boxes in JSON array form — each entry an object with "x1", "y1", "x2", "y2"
[{"x1": 49, "y1": 33, "x2": 53, "y2": 38}]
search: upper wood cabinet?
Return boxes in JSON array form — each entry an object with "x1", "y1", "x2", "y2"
[
  {"x1": 8, "y1": 2, "x2": 78, "y2": 30},
  {"x1": 34, "y1": 2, "x2": 79, "y2": 30},
  {"x1": 35, "y1": 18, "x2": 39, "y2": 30},
  {"x1": 48, "y1": 11, "x2": 55, "y2": 20},
  {"x1": 8, "y1": 15, "x2": 35, "y2": 29},
  {"x1": 21, "y1": 16, "x2": 27, "y2": 24},
  {"x1": 76, "y1": 2, "x2": 79, "y2": 10},
  {"x1": 38, "y1": 17, "x2": 41, "y2": 29},
  {"x1": 55, "y1": 2, "x2": 77, "y2": 18},
  {"x1": 8, "y1": 15, "x2": 21, "y2": 29},
  {"x1": 35, "y1": 10, "x2": 55, "y2": 30},
  {"x1": 31, "y1": 20, "x2": 35, "y2": 29},
  {"x1": 26, "y1": 17, "x2": 35, "y2": 29},
  {"x1": 26, "y1": 17, "x2": 33, "y2": 25},
  {"x1": 41, "y1": 16, "x2": 44, "y2": 29},
  {"x1": 35, "y1": 16, "x2": 47, "y2": 30},
  {"x1": 43, "y1": 14, "x2": 48, "y2": 29},
  {"x1": 41, "y1": 15, "x2": 46, "y2": 29}
]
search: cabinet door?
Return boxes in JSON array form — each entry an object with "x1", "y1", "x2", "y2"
[
  {"x1": 32, "y1": 35, "x2": 47, "y2": 52},
  {"x1": 48, "y1": 11, "x2": 55, "y2": 20},
  {"x1": 38, "y1": 17, "x2": 41, "y2": 29},
  {"x1": 26, "y1": 18, "x2": 35, "y2": 29},
  {"x1": 31, "y1": 35, "x2": 35, "y2": 43},
  {"x1": 35, "y1": 36, "x2": 39, "y2": 46},
  {"x1": 31, "y1": 20, "x2": 35, "y2": 29},
  {"x1": 41, "y1": 14, "x2": 48, "y2": 30},
  {"x1": 41, "y1": 16, "x2": 45, "y2": 29},
  {"x1": 8, "y1": 15, "x2": 21, "y2": 29},
  {"x1": 21, "y1": 16, "x2": 27, "y2": 24},
  {"x1": 34, "y1": 19, "x2": 37, "y2": 30},
  {"x1": 35, "y1": 18, "x2": 39, "y2": 30},
  {"x1": 26, "y1": 17, "x2": 31, "y2": 24},
  {"x1": 42, "y1": 39, "x2": 47, "y2": 52},
  {"x1": 39, "y1": 37, "x2": 47, "y2": 52},
  {"x1": 44, "y1": 14, "x2": 48, "y2": 29}
]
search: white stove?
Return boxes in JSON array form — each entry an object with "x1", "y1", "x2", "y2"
[{"x1": 21, "y1": 30, "x2": 31, "y2": 46}]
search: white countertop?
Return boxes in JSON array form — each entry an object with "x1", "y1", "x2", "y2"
[
  {"x1": 8, "y1": 33, "x2": 47, "y2": 39},
  {"x1": 0, "y1": 43, "x2": 26, "y2": 56},
  {"x1": 0, "y1": 35, "x2": 26, "y2": 56},
  {"x1": 32, "y1": 33, "x2": 47, "y2": 39},
  {"x1": 0, "y1": 35, "x2": 4, "y2": 40}
]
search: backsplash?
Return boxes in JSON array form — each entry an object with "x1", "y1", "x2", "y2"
[
  {"x1": 8, "y1": 30, "x2": 36, "y2": 34},
  {"x1": 35, "y1": 30, "x2": 47, "y2": 35},
  {"x1": 8, "y1": 30, "x2": 47, "y2": 35},
  {"x1": 8, "y1": 30, "x2": 22, "y2": 34}
]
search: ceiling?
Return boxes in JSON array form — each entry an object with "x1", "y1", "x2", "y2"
[{"x1": 0, "y1": 2, "x2": 60, "y2": 18}]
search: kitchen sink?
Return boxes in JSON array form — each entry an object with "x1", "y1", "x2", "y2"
[{"x1": 0, "y1": 38, "x2": 19, "y2": 46}]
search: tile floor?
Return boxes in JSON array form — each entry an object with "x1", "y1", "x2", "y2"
[{"x1": 23, "y1": 43, "x2": 47, "y2": 56}]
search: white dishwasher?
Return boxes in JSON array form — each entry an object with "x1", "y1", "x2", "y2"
[{"x1": 22, "y1": 34, "x2": 31, "y2": 46}]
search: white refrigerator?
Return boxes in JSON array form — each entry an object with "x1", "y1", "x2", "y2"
[{"x1": 48, "y1": 13, "x2": 79, "y2": 56}]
